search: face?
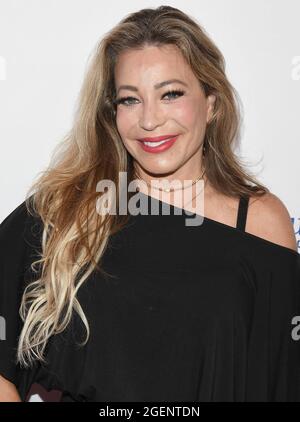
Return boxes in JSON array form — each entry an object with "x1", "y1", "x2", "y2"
[{"x1": 114, "y1": 44, "x2": 216, "y2": 183}]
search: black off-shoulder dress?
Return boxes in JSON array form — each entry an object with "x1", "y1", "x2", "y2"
[{"x1": 0, "y1": 192, "x2": 300, "y2": 402}]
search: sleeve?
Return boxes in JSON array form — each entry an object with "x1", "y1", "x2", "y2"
[
  {"x1": 0, "y1": 197, "x2": 42, "y2": 399},
  {"x1": 246, "y1": 249, "x2": 300, "y2": 401},
  {"x1": 268, "y1": 251, "x2": 300, "y2": 401}
]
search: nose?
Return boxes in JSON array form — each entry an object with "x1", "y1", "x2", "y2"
[{"x1": 139, "y1": 102, "x2": 166, "y2": 131}]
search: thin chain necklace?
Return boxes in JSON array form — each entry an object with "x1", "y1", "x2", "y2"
[
  {"x1": 135, "y1": 167, "x2": 206, "y2": 211},
  {"x1": 137, "y1": 167, "x2": 206, "y2": 193}
]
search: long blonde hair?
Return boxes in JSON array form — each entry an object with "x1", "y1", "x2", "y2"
[{"x1": 18, "y1": 5, "x2": 269, "y2": 368}]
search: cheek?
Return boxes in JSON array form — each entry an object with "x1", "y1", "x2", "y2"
[
  {"x1": 116, "y1": 112, "x2": 133, "y2": 142},
  {"x1": 172, "y1": 98, "x2": 205, "y2": 129},
  {"x1": 181, "y1": 98, "x2": 209, "y2": 138}
]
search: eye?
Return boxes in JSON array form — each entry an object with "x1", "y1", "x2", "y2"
[
  {"x1": 115, "y1": 96, "x2": 138, "y2": 107},
  {"x1": 162, "y1": 89, "x2": 185, "y2": 100},
  {"x1": 115, "y1": 89, "x2": 185, "y2": 107}
]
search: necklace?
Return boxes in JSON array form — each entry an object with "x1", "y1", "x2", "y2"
[
  {"x1": 181, "y1": 172, "x2": 207, "y2": 209},
  {"x1": 137, "y1": 167, "x2": 206, "y2": 193}
]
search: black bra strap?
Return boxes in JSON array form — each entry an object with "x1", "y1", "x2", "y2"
[{"x1": 236, "y1": 195, "x2": 250, "y2": 231}]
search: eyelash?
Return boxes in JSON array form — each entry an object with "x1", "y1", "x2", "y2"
[{"x1": 115, "y1": 89, "x2": 185, "y2": 106}]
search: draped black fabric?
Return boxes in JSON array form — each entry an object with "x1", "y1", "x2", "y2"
[{"x1": 1, "y1": 192, "x2": 300, "y2": 402}]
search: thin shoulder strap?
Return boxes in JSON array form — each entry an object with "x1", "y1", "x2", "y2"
[{"x1": 236, "y1": 195, "x2": 250, "y2": 231}]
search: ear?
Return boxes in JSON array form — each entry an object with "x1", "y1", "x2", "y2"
[{"x1": 206, "y1": 94, "x2": 216, "y2": 124}]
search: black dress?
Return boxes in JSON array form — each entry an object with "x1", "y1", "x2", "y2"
[{"x1": 0, "y1": 192, "x2": 300, "y2": 402}]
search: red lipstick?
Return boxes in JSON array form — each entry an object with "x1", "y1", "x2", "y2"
[
  {"x1": 137, "y1": 134, "x2": 179, "y2": 142},
  {"x1": 138, "y1": 135, "x2": 179, "y2": 153}
]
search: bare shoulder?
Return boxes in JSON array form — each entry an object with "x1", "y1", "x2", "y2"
[{"x1": 246, "y1": 192, "x2": 297, "y2": 251}]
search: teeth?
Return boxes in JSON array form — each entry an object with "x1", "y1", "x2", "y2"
[{"x1": 143, "y1": 138, "x2": 172, "y2": 147}]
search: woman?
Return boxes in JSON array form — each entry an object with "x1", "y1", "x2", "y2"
[{"x1": 0, "y1": 5, "x2": 299, "y2": 402}]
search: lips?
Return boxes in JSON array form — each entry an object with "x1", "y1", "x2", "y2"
[
  {"x1": 137, "y1": 134, "x2": 179, "y2": 142},
  {"x1": 138, "y1": 135, "x2": 179, "y2": 153}
]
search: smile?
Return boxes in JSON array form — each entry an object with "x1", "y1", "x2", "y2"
[{"x1": 139, "y1": 135, "x2": 179, "y2": 153}]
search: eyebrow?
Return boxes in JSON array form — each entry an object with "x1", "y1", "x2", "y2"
[{"x1": 116, "y1": 79, "x2": 188, "y2": 95}]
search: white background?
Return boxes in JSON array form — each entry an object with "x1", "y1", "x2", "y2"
[{"x1": 0, "y1": 0, "x2": 299, "y2": 401}]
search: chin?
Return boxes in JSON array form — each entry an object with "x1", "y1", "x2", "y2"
[{"x1": 138, "y1": 163, "x2": 179, "y2": 178}]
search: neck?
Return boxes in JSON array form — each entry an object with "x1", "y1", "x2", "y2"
[{"x1": 133, "y1": 163, "x2": 205, "y2": 191}]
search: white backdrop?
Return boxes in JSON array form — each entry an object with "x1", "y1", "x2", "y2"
[{"x1": 0, "y1": 0, "x2": 299, "y2": 402}]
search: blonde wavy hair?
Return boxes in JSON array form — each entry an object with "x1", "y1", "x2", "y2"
[{"x1": 17, "y1": 5, "x2": 269, "y2": 367}]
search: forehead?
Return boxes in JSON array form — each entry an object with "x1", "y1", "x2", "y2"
[{"x1": 114, "y1": 45, "x2": 194, "y2": 85}]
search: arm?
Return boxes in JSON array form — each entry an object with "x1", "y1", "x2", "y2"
[
  {"x1": 0, "y1": 374, "x2": 22, "y2": 402},
  {"x1": 0, "y1": 200, "x2": 33, "y2": 403}
]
